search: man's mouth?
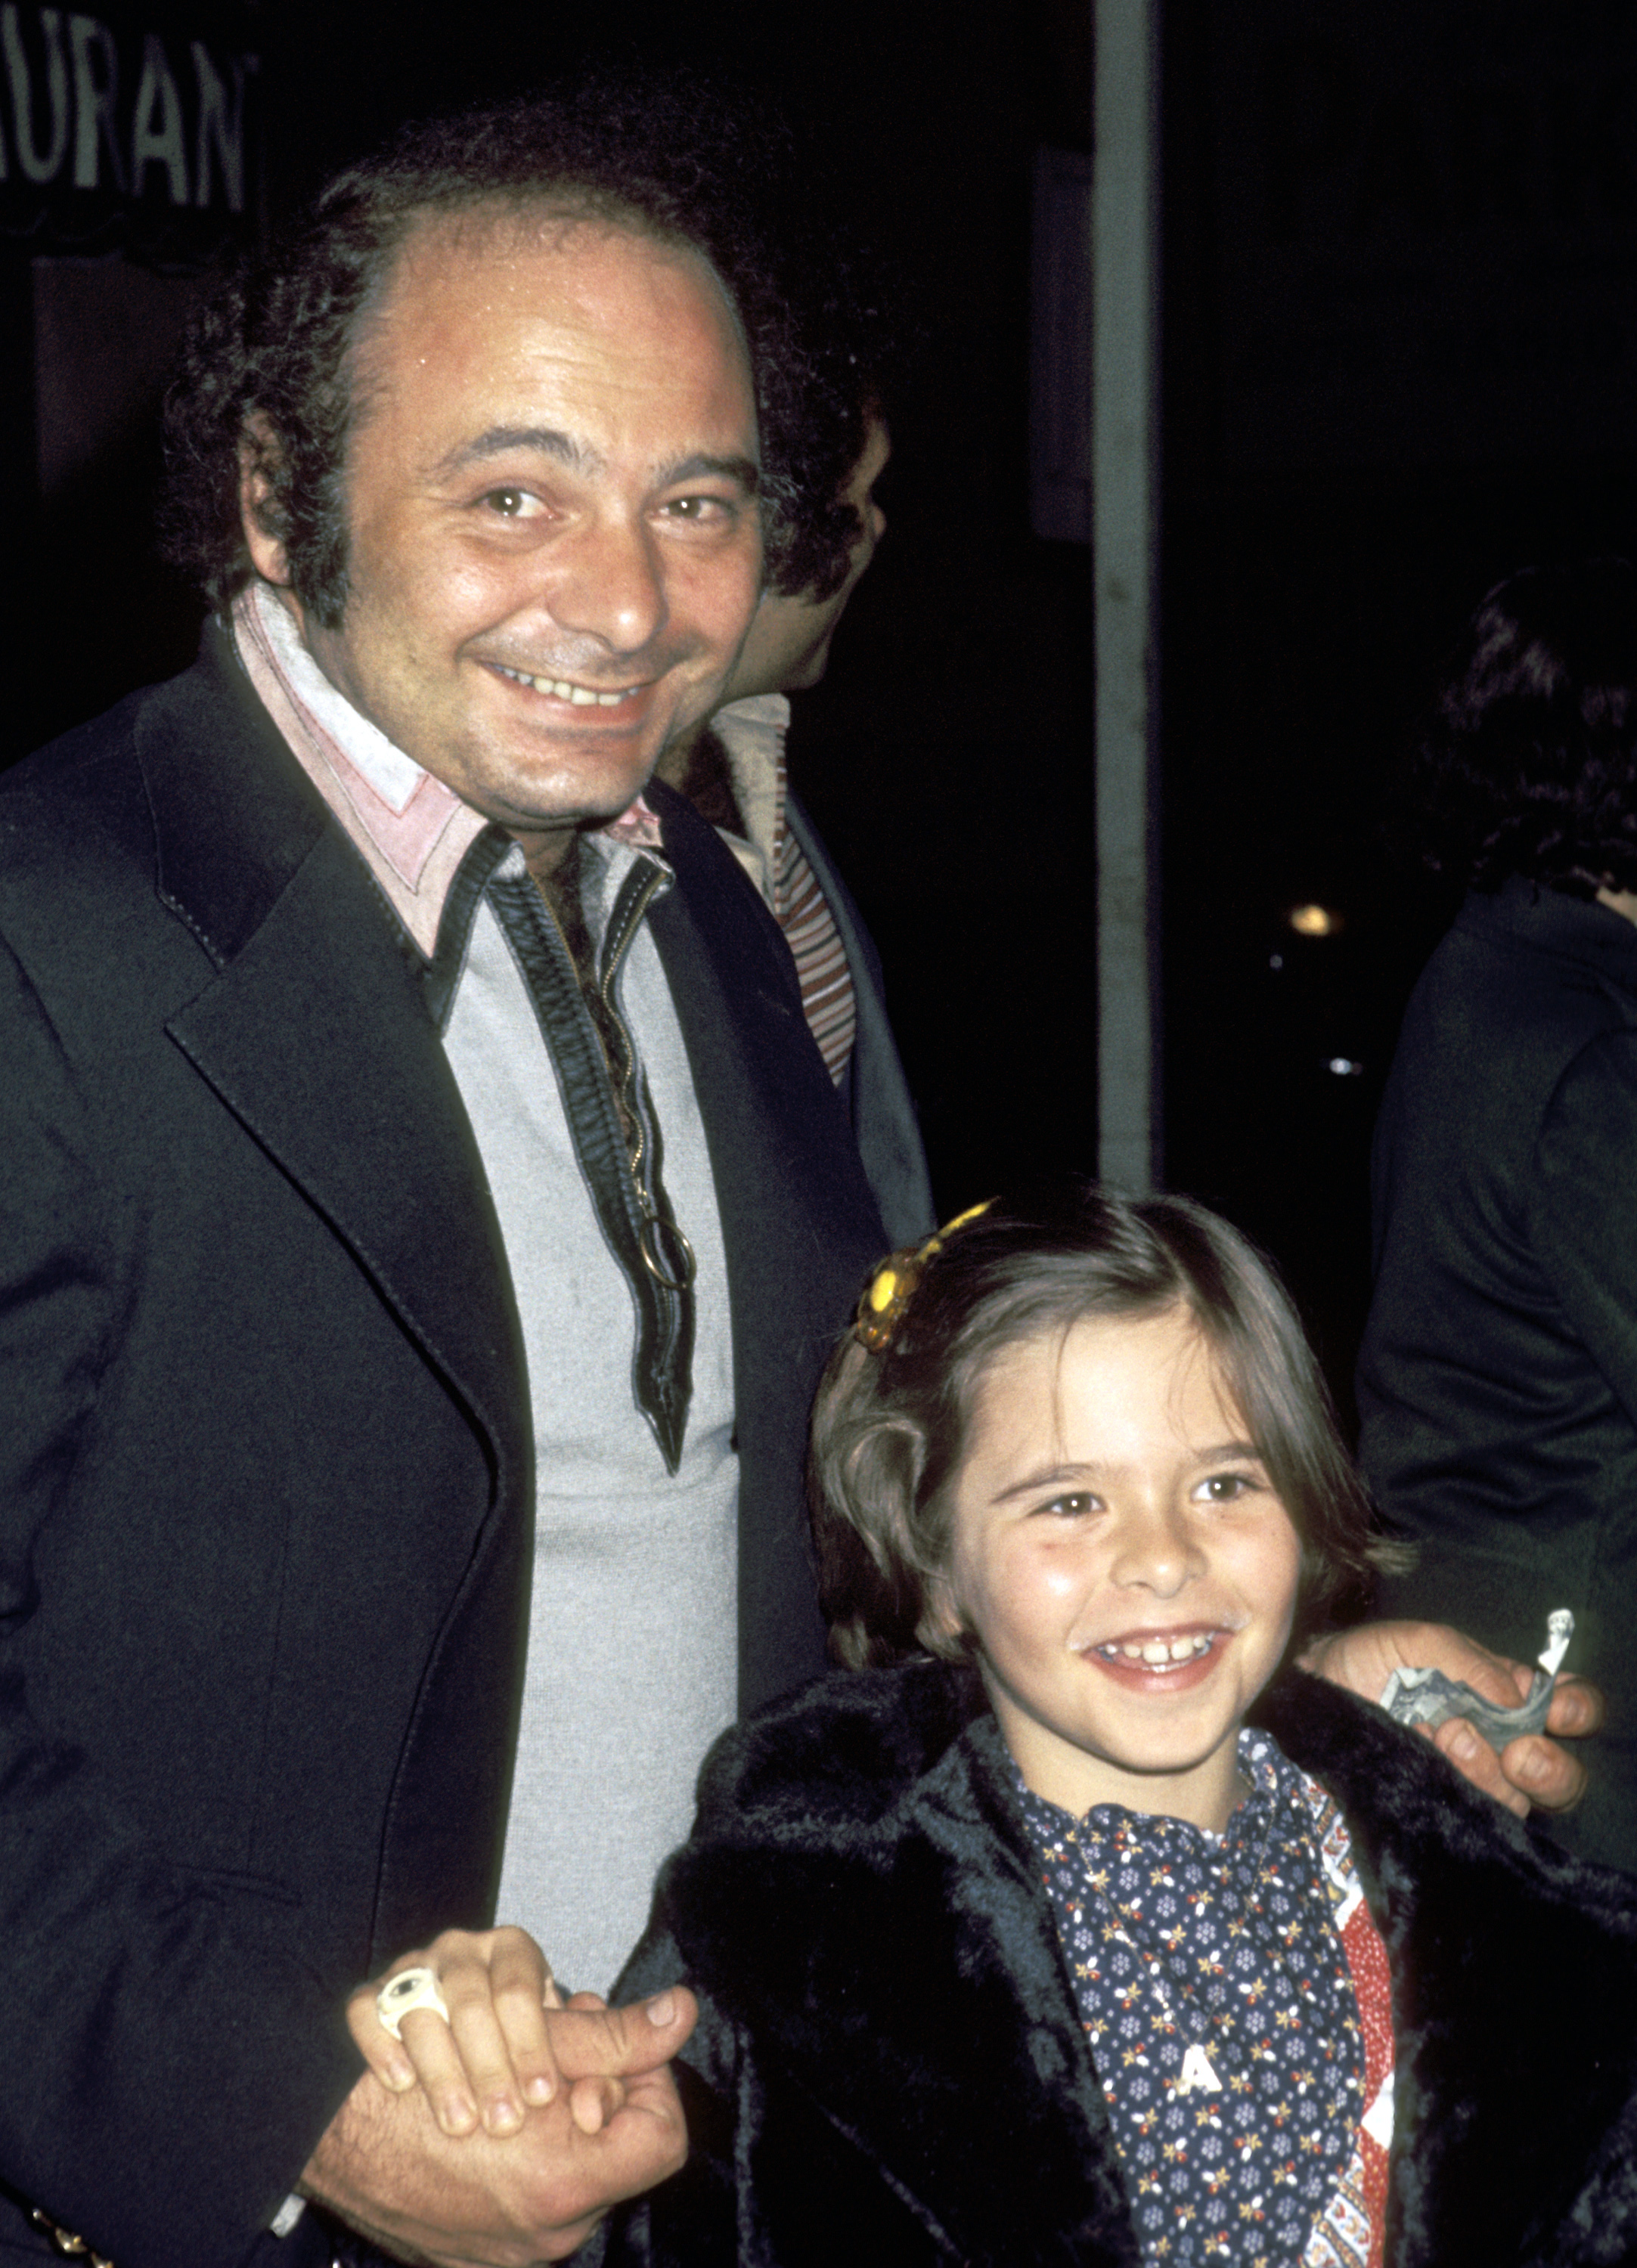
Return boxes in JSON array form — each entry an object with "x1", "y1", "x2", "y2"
[{"x1": 491, "y1": 663, "x2": 643, "y2": 708}]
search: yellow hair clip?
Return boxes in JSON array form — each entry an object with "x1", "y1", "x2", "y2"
[{"x1": 853, "y1": 1201, "x2": 994, "y2": 1352}]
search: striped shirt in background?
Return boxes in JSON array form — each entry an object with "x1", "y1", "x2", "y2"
[{"x1": 707, "y1": 693, "x2": 858, "y2": 1086}]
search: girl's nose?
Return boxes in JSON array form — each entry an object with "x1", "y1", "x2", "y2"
[{"x1": 1105, "y1": 1503, "x2": 1204, "y2": 1597}]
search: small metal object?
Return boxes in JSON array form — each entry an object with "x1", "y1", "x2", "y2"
[
  {"x1": 29, "y1": 2210, "x2": 112, "y2": 2268},
  {"x1": 637, "y1": 1212, "x2": 696, "y2": 1290},
  {"x1": 1380, "y1": 1609, "x2": 1574, "y2": 1749}
]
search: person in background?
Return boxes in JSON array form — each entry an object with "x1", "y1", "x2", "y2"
[
  {"x1": 659, "y1": 408, "x2": 934, "y2": 1247},
  {"x1": 1360, "y1": 558, "x2": 1637, "y2": 1873}
]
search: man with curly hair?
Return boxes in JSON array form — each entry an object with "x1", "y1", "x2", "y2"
[
  {"x1": 1360, "y1": 557, "x2": 1637, "y2": 1873},
  {"x1": 0, "y1": 82, "x2": 888, "y2": 2268}
]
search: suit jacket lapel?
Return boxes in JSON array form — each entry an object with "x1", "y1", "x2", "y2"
[{"x1": 139, "y1": 627, "x2": 529, "y2": 1493}]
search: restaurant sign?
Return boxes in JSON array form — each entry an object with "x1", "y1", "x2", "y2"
[{"x1": 2, "y1": 5, "x2": 258, "y2": 259}]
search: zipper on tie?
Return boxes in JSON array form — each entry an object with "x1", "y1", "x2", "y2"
[{"x1": 594, "y1": 860, "x2": 697, "y2": 1292}]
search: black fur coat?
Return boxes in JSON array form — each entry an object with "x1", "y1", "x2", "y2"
[{"x1": 610, "y1": 1662, "x2": 1637, "y2": 2266}]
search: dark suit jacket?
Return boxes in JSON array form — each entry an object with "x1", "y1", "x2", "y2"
[
  {"x1": 1358, "y1": 877, "x2": 1637, "y2": 1870},
  {"x1": 612, "y1": 1665, "x2": 1637, "y2": 2266},
  {"x1": 0, "y1": 627, "x2": 884, "y2": 2268}
]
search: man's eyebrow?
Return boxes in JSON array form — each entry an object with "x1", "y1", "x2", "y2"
[
  {"x1": 431, "y1": 432, "x2": 759, "y2": 497},
  {"x1": 433, "y1": 426, "x2": 604, "y2": 478},
  {"x1": 656, "y1": 452, "x2": 760, "y2": 495}
]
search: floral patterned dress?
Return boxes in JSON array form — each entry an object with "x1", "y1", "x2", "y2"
[{"x1": 1018, "y1": 1731, "x2": 1395, "y2": 2268}]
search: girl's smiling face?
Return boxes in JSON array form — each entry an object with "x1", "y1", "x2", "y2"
[{"x1": 940, "y1": 1304, "x2": 1302, "y2": 1833}]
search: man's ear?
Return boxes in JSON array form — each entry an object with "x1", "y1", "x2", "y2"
[{"x1": 238, "y1": 413, "x2": 290, "y2": 585}]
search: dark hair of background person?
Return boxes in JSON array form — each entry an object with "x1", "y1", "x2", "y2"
[
  {"x1": 161, "y1": 69, "x2": 900, "y2": 630},
  {"x1": 1407, "y1": 557, "x2": 1637, "y2": 898},
  {"x1": 808, "y1": 1179, "x2": 1387, "y2": 1671}
]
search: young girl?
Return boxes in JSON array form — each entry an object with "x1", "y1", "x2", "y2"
[{"x1": 369, "y1": 1183, "x2": 1637, "y2": 2265}]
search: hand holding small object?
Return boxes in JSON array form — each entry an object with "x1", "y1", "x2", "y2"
[
  {"x1": 1378, "y1": 1610, "x2": 1574, "y2": 1749},
  {"x1": 1301, "y1": 1617, "x2": 1603, "y2": 1818}
]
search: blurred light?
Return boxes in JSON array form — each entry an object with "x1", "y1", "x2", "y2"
[
  {"x1": 1268, "y1": 953, "x2": 1283, "y2": 970},
  {"x1": 1327, "y1": 1057, "x2": 1365, "y2": 1077},
  {"x1": 1290, "y1": 903, "x2": 1344, "y2": 937}
]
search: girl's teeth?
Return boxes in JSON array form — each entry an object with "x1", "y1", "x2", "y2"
[{"x1": 1097, "y1": 1633, "x2": 1214, "y2": 1665}]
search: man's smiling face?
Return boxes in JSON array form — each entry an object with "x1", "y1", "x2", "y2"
[{"x1": 241, "y1": 204, "x2": 764, "y2": 870}]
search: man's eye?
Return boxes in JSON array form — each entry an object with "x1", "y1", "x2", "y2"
[
  {"x1": 662, "y1": 494, "x2": 728, "y2": 522},
  {"x1": 481, "y1": 488, "x2": 536, "y2": 517}
]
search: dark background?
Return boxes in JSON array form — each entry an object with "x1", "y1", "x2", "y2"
[{"x1": 5, "y1": 0, "x2": 1636, "y2": 1424}]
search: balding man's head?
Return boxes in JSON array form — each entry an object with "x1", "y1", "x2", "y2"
[{"x1": 164, "y1": 75, "x2": 894, "y2": 627}]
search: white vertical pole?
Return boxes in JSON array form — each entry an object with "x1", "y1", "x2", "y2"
[{"x1": 1093, "y1": 0, "x2": 1161, "y2": 1191}]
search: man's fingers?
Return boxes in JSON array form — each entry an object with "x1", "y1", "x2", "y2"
[
  {"x1": 1432, "y1": 1717, "x2": 1593, "y2": 1818},
  {"x1": 344, "y1": 1935, "x2": 685, "y2": 2161},
  {"x1": 1428, "y1": 1716, "x2": 1529, "y2": 1816},
  {"x1": 570, "y1": 2059, "x2": 688, "y2": 2181},
  {"x1": 1301, "y1": 1619, "x2": 1531, "y2": 1709},
  {"x1": 1501, "y1": 1730, "x2": 1590, "y2": 1814},
  {"x1": 302, "y1": 2047, "x2": 681, "y2": 2268},
  {"x1": 1417, "y1": 1659, "x2": 1602, "y2": 1820},
  {"x1": 567, "y1": 2071, "x2": 625, "y2": 2136},
  {"x1": 544, "y1": 1988, "x2": 697, "y2": 2084},
  {"x1": 1546, "y1": 1672, "x2": 1605, "y2": 1737},
  {"x1": 1404, "y1": 1625, "x2": 1532, "y2": 1710}
]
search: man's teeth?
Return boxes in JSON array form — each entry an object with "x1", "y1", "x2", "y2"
[
  {"x1": 1096, "y1": 1633, "x2": 1216, "y2": 1665},
  {"x1": 496, "y1": 665, "x2": 631, "y2": 706}
]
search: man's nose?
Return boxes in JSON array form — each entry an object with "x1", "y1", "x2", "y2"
[
  {"x1": 547, "y1": 513, "x2": 667, "y2": 655},
  {"x1": 1105, "y1": 1501, "x2": 1203, "y2": 1596}
]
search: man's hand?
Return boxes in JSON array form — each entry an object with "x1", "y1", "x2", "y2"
[
  {"x1": 303, "y1": 1984, "x2": 697, "y2": 2267},
  {"x1": 1301, "y1": 1619, "x2": 1604, "y2": 1820}
]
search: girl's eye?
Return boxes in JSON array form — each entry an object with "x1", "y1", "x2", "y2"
[
  {"x1": 1039, "y1": 1492, "x2": 1099, "y2": 1520},
  {"x1": 1196, "y1": 1472, "x2": 1258, "y2": 1504}
]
